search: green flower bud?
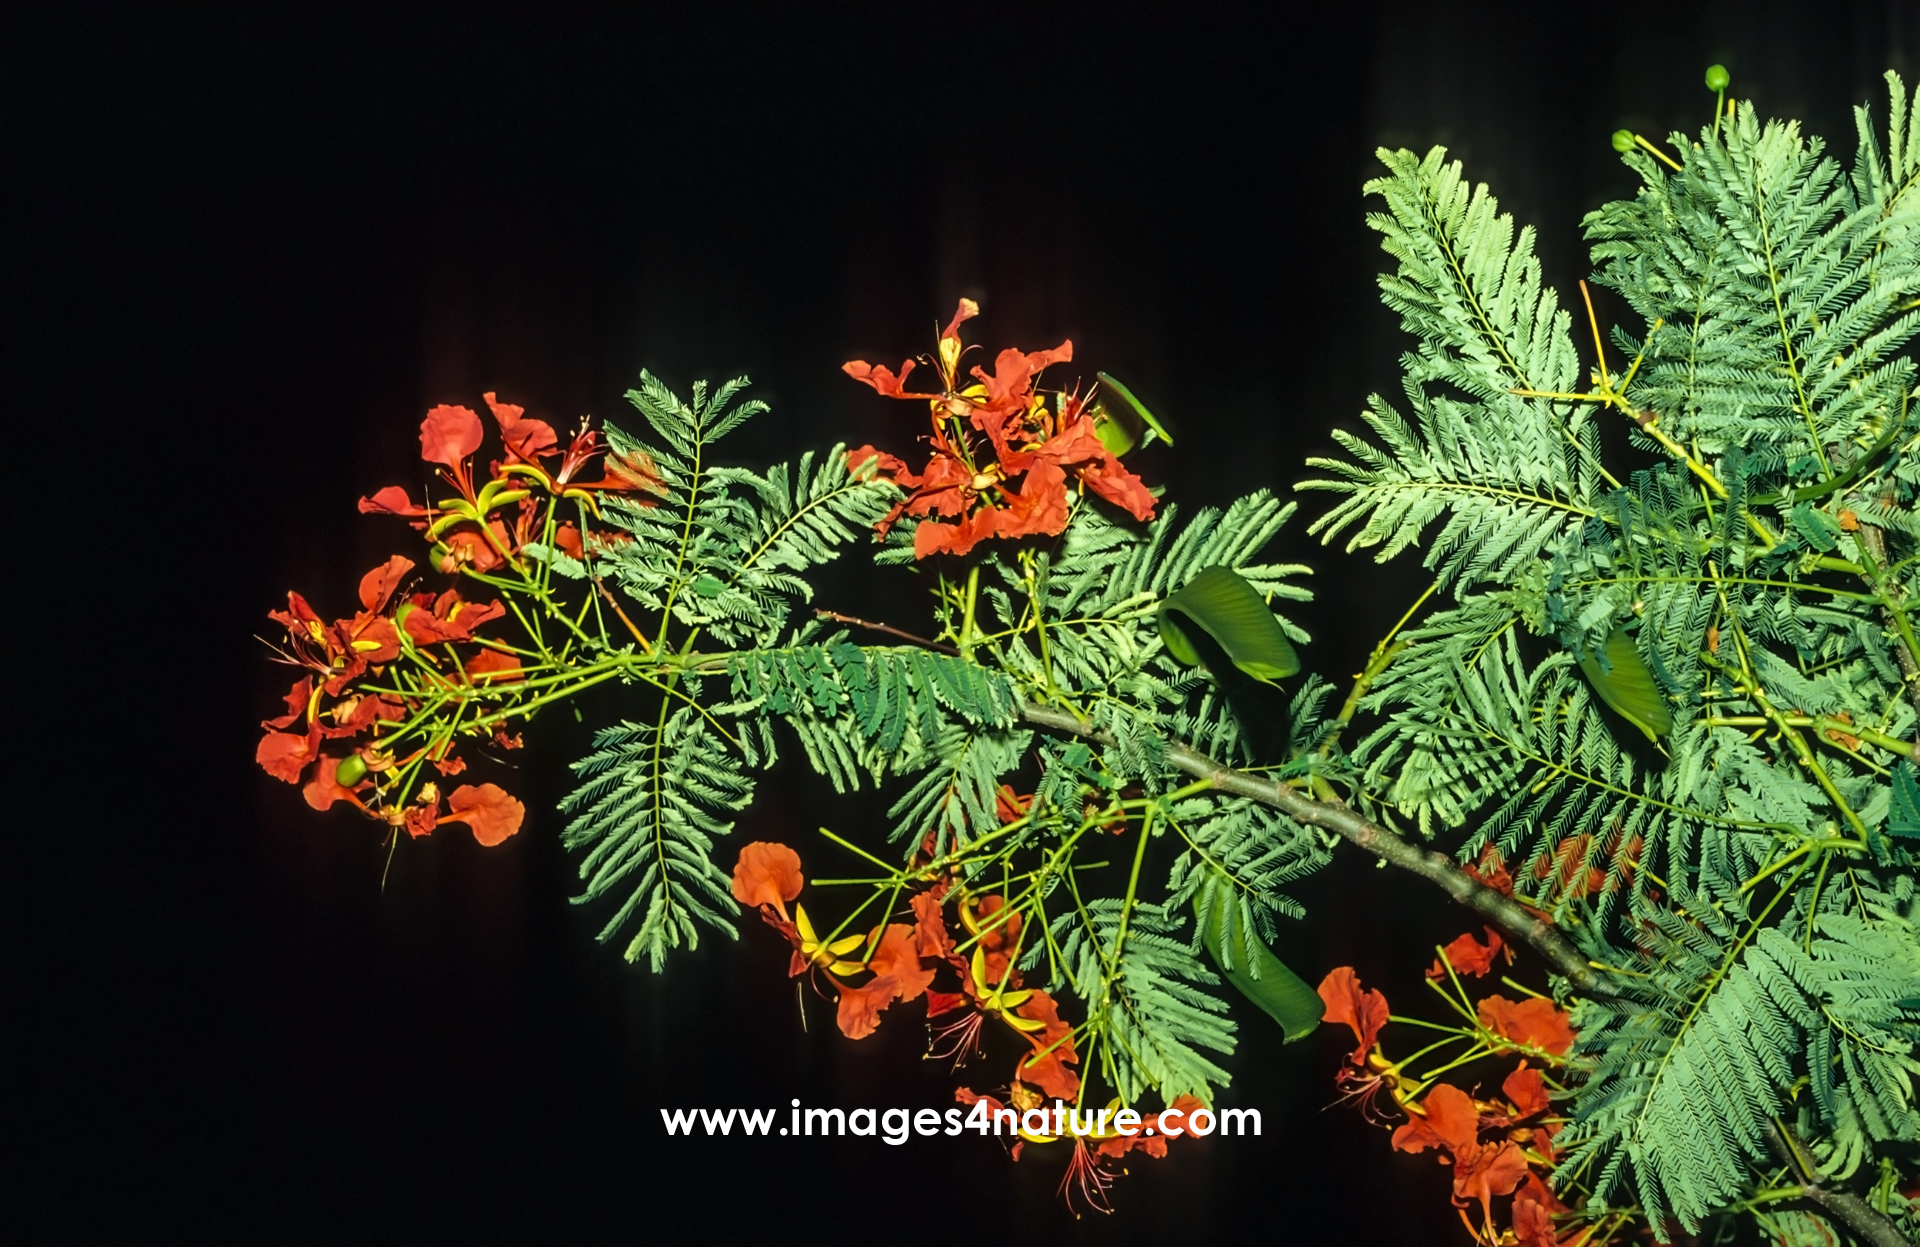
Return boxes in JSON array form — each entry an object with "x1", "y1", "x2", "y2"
[
  {"x1": 1611, "y1": 129, "x2": 1636, "y2": 153},
  {"x1": 335, "y1": 753, "x2": 368, "y2": 786},
  {"x1": 1704, "y1": 64, "x2": 1729, "y2": 91}
]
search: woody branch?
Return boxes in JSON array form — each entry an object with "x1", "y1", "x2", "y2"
[{"x1": 1016, "y1": 702, "x2": 1622, "y2": 1000}]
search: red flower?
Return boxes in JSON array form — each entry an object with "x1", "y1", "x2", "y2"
[
  {"x1": 420, "y1": 404, "x2": 485, "y2": 471},
  {"x1": 845, "y1": 301, "x2": 1156, "y2": 559},
  {"x1": 866, "y1": 923, "x2": 936, "y2": 1004},
  {"x1": 357, "y1": 484, "x2": 432, "y2": 518},
  {"x1": 1476, "y1": 995, "x2": 1576, "y2": 1057},
  {"x1": 1535, "y1": 835, "x2": 1605, "y2": 901},
  {"x1": 438, "y1": 782, "x2": 525, "y2": 846},
  {"x1": 1465, "y1": 847, "x2": 1515, "y2": 897},
  {"x1": 1317, "y1": 966, "x2": 1390, "y2": 1064},
  {"x1": 911, "y1": 885, "x2": 957, "y2": 960},
  {"x1": 400, "y1": 589, "x2": 506, "y2": 645},
  {"x1": 257, "y1": 725, "x2": 320, "y2": 784},
  {"x1": 1011, "y1": 989, "x2": 1080, "y2": 1101},
  {"x1": 482, "y1": 391, "x2": 557, "y2": 464},
  {"x1": 463, "y1": 649, "x2": 525, "y2": 686},
  {"x1": 835, "y1": 974, "x2": 900, "y2": 1040},
  {"x1": 731, "y1": 842, "x2": 804, "y2": 921},
  {"x1": 1094, "y1": 1094, "x2": 1206, "y2": 1160},
  {"x1": 1427, "y1": 927, "x2": 1509, "y2": 980},
  {"x1": 1501, "y1": 1063, "x2": 1552, "y2": 1119},
  {"x1": 1391, "y1": 1083, "x2": 1532, "y2": 1229},
  {"x1": 302, "y1": 753, "x2": 369, "y2": 812}
]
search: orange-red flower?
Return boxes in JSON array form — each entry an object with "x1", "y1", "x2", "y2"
[
  {"x1": 1476, "y1": 995, "x2": 1576, "y2": 1058},
  {"x1": 866, "y1": 922, "x2": 936, "y2": 1003},
  {"x1": 1428, "y1": 927, "x2": 1510, "y2": 980},
  {"x1": 836, "y1": 974, "x2": 899, "y2": 1040},
  {"x1": 1391, "y1": 1083, "x2": 1533, "y2": 1229},
  {"x1": 1317, "y1": 966, "x2": 1390, "y2": 1065},
  {"x1": 846, "y1": 300, "x2": 1156, "y2": 558},
  {"x1": 436, "y1": 782, "x2": 526, "y2": 846},
  {"x1": 731, "y1": 841, "x2": 804, "y2": 921}
]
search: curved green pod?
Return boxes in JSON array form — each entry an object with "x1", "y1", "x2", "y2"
[
  {"x1": 1194, "y1": 873, "x2": 1323, "y2": 1041},
  {"x1": 1579, "y1": 626, "x2": 1673, "y2": 741},
  {"x1": 1158, "y1": 566, "x2": 1300, "y2": 684}
]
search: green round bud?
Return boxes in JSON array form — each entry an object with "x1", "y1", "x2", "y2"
[
  {"x1": 335, "y1": 753, "x2": 368, "y2": 786},
  {"x1": 1611, "y1": 129, "x2": 1636, "y2": 153},
  {"x1": 1704, "y1": 64, "x2": 1729, "y2": 91}
]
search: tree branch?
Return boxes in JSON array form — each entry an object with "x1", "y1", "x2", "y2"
[
  {"x1": 815, "y1": 610, "x2": 961, "y2": 655},
  {"x1": 1766, "y1": 1120, "x2": 1916, "y2": 1247},
  {"x1": 1017, "y1": 702, "x2": 1621, "y2": 999}
]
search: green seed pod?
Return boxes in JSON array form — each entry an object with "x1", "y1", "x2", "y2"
[
  {"x1": 1704, "y1": 64, "x2": 1730, "y2": 92},
  {"x1": 1610, "y1": 129, "x2": 1636, "y2": 153},
  {"x1": 335, "y1": 753, "x2": 368, "y2": 786}
]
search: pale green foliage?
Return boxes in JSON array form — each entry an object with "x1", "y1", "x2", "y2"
[
  {"x1": 559, "y1": 707, "x2": 753, "y2": 971},
  {"x1": 593, "y1": 373, "x2": 896, "y2": 646},
  {"x1": 1302, "y1": 147, "x2": 1604, "y2": 588},
  {"x1": 1308, "y1": 74, "x2": 1920, "y2": 1237},
  {"x1": 1047, "y1": 899, "x2": 1235, "y2": 1105}
]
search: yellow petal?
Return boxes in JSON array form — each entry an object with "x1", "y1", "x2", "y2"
[
  {"x1": 997, "y1": 988, "x2": 1034, "y2": 1010},
  {"x1": 827, "y1": 934, "x2": 866, "y2": 955},
  {"x1": 794, "y1": 905, "x2": 819, "y2": 945},
  {"x1": 969, "y1": 946, "x2": 990, "y2": 991},
  {"x1": 1003, "y1": 1014, "x2": 1048, "y2": 1034}
]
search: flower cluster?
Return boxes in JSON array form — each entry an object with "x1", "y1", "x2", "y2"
[
  {"x1": 845, "y1": 300, "x2": 1156, "y2": 558},
  {"x1": 257, "y1": 392, "x2": 661, "y2": 845},
  {"x1": 357, "y1": 392, "x2": 662, "y2": 574},
  {"x1": 731, "y1": 835, "x2": 1199, "y2": 1214},
  {"x1": 256, "y1": 552, "x2": 525, "y2": 842},
  {"x1": 1318, "y1": 944, "x2": 1585, "y2": 1246}
]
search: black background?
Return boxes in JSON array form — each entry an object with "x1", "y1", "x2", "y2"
[{"x1": 17, "y1": 2, "x2": 1911, "y2": 1242}]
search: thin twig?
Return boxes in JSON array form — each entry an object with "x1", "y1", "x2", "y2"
[
  {"x1": 816, "y1": 610, "x2": 960, "y2": 655},
  {"x1": 1017, "y1": 702, "x2": 1620, "y2": 998},
  {"x1": 1766, "y1": 1120, "x2": 1916, "y2": 1247}
]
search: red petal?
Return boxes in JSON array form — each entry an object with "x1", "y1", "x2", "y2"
[
  {"x1": 256, "y1": 727, "x2": 317, "y2": 783},
  {"x1": 1502, "y1": 1063, "x2": 1551, "y2": 1118},
  {"x1": 842, "y1": 359, "x2": 934, "y2": 398},
  {"x1": 940, "y1": 298, "x2": 980, "y2": 342},
  {"x1": 1427, "y1": 927, "x2": 1507, "y2": 979},
  {"x1": 442, "y1": 782, "x2": 525, "y2": 846},
  {"x1": 866, "y1": 924, "x2": 935, "y2": 1003},
  {"x1": 1477, "y1": 995, "x2": 1576, "y2": 1057},
  {"x1": 356, "y1": 555, "x2": 415, "y2": 612},
  {"x1": 731, "y1": 842, "x2": 804, "y2": 919},
  {"x1": 483, "y1": 391, "x2": 558, "y2": 463},
  {"x1": 262, "y1": 677, "x2": 313, "y2": 730},
  {"x1": 835, "y1": 976, "x2": 898, "y2": 1039},
  {"x1": 358, "y1": 485, "x2": 431, "y2": 517},
  {"x1": 302, "y1": 754, "x2": 365, "y2": 811},
  {"x1": 1391, "y1": 1082, "x2": 1480, "y2": 1156},
  {"x1": 464, "y1": 649, "x2": 525, "y2": 685},
  {"x1": 1317, "y1": 966, "x2": 1390, "y2": 1064},
  {"x1": 419, "y1": 404, "x2": 484, "y2": 467}
]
